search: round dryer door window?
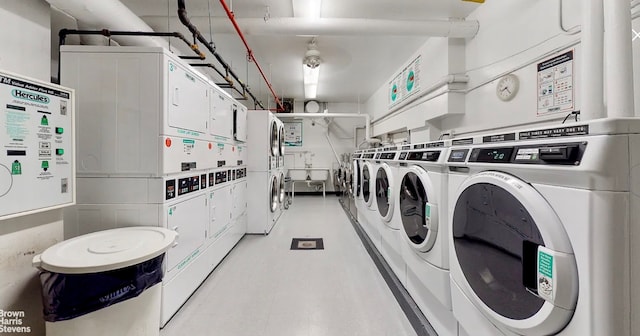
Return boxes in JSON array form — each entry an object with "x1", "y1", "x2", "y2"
[
  {"x1": 399, "y1": 167, "x2": 437, "y2": 251},
  {"x1": 270, "y1": 121, "x2": 279, "y2": 156},
  {"x1": 451, "y1": 171, "x2": 578, "y2": 335},
  {"x1": 362, "y1": 164, "x2": 371, "y2": 203},
  {"x1": 269, "y1": 176, "x2": 278, "y2": 212},
  {"x1": 278, "y1": 126, "x2": 285, "y2": 156},
  {"x1": 354, "y1": 161, "x2": 361, "y2": 197},
  {"x1": 375, "y1": 165, "x2": 394, "y2": 221},
  {"x1": 278, "y1": 173, "x2": 285, "y2": 203}
]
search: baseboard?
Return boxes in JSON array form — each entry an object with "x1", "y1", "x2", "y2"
[{"x1": 291, "y1": 191, "x2": 341, "y2": 196}]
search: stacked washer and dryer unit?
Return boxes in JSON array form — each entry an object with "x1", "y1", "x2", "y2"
[
  {"x1": 59, "y1": 45, "x2": 248, "y2": 326},
  {"x1": 247, "y1": 111, "x2": 286, "y2": 234}
]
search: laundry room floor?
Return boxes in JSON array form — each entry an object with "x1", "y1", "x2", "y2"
[{"x1": 160, "y1": 196, "x2": 417, "y2": 336}]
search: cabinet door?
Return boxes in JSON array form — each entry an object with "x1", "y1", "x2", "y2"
[
  {"x1": 209, "y1": 88, "x2": 233, "y2": 140},
  {"x1": 165, "y1": 193, "x2": 208, "y2": 272},
  {"x1": 209, "y1": 186, "x2": 232, "y2": 241},
  {"x1": 167, "y1": 61, "x2": 208, "y2": 134}
]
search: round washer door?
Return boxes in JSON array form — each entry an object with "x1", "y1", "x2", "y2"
[
  {"x1": 362, "y1": 162, "x2": 373, "y2": 206},
  {"x1": 354, "y1": 160, "x2": 361, "y2": 197},
  {"x1": 399, "y1": 166, "x2": 439, "y2": 252},
  {"x1": 269, "y1": 175, "x2": 278, "y2": 213},
  {"x1": 278, "y1": 125, "x2": 285, "y2": 156},
  {"x1": 270, "y1": 121, "x2": 279, "y2": 156},
  {"x1": 278, "y1": 172, "x2": 285, "y2": 204},
  {"x1": 451, "y1": 171, "x2": 578, "y2": 335},
  {"x1": 375, "y1": 164, "x2": 395, "y2": 222}
]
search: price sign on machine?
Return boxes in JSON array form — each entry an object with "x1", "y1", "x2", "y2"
[
  {"x1": 284, "y1": 122, "x2": 303, "y2": 147},
  {"x1": 537, "y1": 50, "x2": 574, "y2": 116}
]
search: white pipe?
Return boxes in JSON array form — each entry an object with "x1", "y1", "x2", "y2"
[
  {"x1": 580, "y1": 0, "x2": 605, "y2": 120},
  {"x1": 277, "y1": 113, "x2": 371, "y2": 141},
  {"x1": 46, "y1": 0, "x2": 169, "y2": 48},
  {"x1": 604, "y1": 0, "x2": 635, "y2": 118},
  {"x1": 142, "y1": 17, "x2": 479, "y2": 38},
  {"x1": 372, "y1": 74, "x2": 469, "y2": 125},
  {"x1": 324, "y1": 131, "x2": 341, "y2": 164}
]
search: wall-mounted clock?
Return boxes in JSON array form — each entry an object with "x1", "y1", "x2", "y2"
[{"x1": 496, "y1": 74, "x2": 519, "y2": 102}]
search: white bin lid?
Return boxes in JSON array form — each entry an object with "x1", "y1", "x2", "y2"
[{"x1": 33, "y1": 227, "x2": 177, "y2": 274}]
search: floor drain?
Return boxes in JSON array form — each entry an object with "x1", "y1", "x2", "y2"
[{"x1": 290, "y1": 238, "x2": 324, "y2": 250}]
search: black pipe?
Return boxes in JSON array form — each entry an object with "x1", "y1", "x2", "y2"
[
  {"x1": 190, "y1": 63, "x2": 227, "y2": 80},
  {"x1": 177, "y1": 0, "x2": 263, "y2": 109}
]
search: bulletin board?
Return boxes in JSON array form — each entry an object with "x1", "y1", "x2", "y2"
[{"x1": 284, "y1": 122, "x2": 303, "y2": 147}]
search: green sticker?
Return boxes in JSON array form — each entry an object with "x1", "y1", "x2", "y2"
[
  {"x1": 538, "y1": 251, "x2": 553, "y2": 278},
  {"x1": 182, "y1": 139, "x2": 195, "y2": 144},
  {"x1": 425, "y1": 204, "x2": 431, "y2": 218},
  {"x1": 11, "y1": 160, "x2": 21, "y2": 175},
  {"x1": 41, "y1": 115, "x2": 49, "y2": 126}
]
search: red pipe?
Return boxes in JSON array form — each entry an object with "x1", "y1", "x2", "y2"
[{"x1": 219, "y1": 0, "x2": 284, "y2": 112}]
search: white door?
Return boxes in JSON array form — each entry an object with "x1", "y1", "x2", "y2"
[
  {"x1": 167, "y1": 61, "x2": 208, "y2": 134},
  {"x1": 375, "y1": 163, "x2": 395, "y2": 223},
  {"x1": 165, "y1": 193, "x2": 208, "y2": 272},
  {"x1": 209, "y1": 186, "x2": 232, "y2": 241},
  {"x1": 399, "y1": 166, "x2": 439, "y2": 252}
]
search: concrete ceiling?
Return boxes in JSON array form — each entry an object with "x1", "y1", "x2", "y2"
[{"x1": 116, "y1": 0, "x2": 481, "y2": 106}]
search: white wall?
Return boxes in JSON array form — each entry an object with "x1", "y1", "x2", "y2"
[
  {"x1": 365, "y1": 0, "x2": 605, "y2": 140},
  {"x1": 280, "y1": 102, "x2": 364, "y2": 192},
  {"x1": 0, "y1": 1, "x2": 61, "y2": 335},
  {"x1": 0, "y1": 0, "x2": 51, "y2": 81}
]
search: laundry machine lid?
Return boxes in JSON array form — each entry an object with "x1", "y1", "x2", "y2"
[
  {"x1": 399, "y1": 166, "x2": 439, "y2": 252},
  {"x1": 375, "y1": 164, "x2": 394, "y2": 222},
  {"x1": 269, "y1": 175, "x2": 278, "y2": 212},
  {"x1": 34, "y1": 227, "x2": 177, "y2": 274},
  {"x1": 270, "y1": 120, "x2": 279, "y2": 156},
  {"x1": 451, "y1": 171, "x2": 578, "y2": 335},
  {"x1": 362, "y1": 162, "x2": 372, "y2": 205}
]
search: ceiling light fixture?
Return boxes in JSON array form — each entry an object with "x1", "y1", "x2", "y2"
[{"x1": 303, "y1": 41, "x2": 321, "y2": 99}]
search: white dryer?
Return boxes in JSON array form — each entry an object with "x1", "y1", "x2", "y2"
[
  {"x1": 247, "y1": 111, "x2": 282, "y2": 234},
  {"x1": 360, "y1": 149, "x2": 381, "y2": 249},
  {"x1": 373, "y1": 146, "x2": 406, "y2": 285},
  {"x1": 247, "y1": 110, "x2": 280, "y2": 172},
  {"x1": 446, "y1": 119, "x2": 640, "y2": 336},
  {"x1": 397, "y1": 140, "x2": 457, "y2": 336}
]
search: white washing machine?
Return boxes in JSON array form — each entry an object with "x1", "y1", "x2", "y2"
[
  {"x1": 373, "y1": 146, "x2": 406, "y2": 285},
  {"x1": 359, "y1": 149, "x2": 380, "y2": 248},
  {"x1": 397, "y1": 140, "x2": 457, "y2": 336},
  {"x1": 446, "y1": 119, "x2": 640, "y2": 336},
  {"x1": 352, "y1": 151, "x2": 364, "y2": 222},
  {"x1": 247, "y1": 111, "x2": 282, "y2": 234}
]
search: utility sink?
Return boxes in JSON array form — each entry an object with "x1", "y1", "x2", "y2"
[{"x1": 288, "y1": 168, "x2": 330, "y2": 181}]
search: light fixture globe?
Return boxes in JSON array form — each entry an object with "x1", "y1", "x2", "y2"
[{"x1": 303, "y1": 43, "x2": 321, "y2": 68}]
